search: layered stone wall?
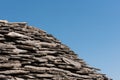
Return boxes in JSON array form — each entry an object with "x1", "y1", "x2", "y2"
[{"x1": 0, "y1": 20, "x2": 111, "y2": 80}]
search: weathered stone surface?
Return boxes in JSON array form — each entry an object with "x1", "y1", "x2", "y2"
[
  {"x1": 13, "y1": 48, "x2": 28, "y2": 54},
  {"x1": 0, "y1": 43, "x2": 16, "y2": 49},
  {"x1": 7, "y1": 32, "x2": 30, "y2": 39},
  {"x1": 0, "y1": 20, "x2": 111, "y2": 80},
  {"x1": 0, "y1": 62, "x2": 21, "y2": 68},
  {"x1": 62, "y1": 57, "x2": 81, "y2": 69},
  {"x1": 0, "y1": 70, "x2": 29, "y2": 74}
]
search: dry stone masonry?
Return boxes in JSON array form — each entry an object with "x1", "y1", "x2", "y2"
[{"x1": 0, "y1": 20, "x2": 111, "y2": 80}]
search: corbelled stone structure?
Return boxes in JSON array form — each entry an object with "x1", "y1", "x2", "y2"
[{"x1": 0, "y1": 20, "x2": 111, "y2": 80}]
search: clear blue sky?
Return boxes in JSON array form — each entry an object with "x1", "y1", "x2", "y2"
[{"x1": 0, "y1": 0, "x2": 119, "y2": 80}]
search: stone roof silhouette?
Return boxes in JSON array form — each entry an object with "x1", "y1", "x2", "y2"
[{"x1": 0, "y1": 20, "x2": 111, "y2": 80}]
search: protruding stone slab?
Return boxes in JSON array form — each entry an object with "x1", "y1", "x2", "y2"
[
  {"x1": 7, "y1": 32, "x2": 30, "y2": 38},
  {"x1": 0, "y1": 62, "x2": 21, "y2": 68},
  {"x1": 0, "y1": 43, "x2": 15, "y2": 49},
  {"x1": 35, "y1": 74, "x2": 53, "y2": 78},
  {"x1": 62, "y1": 57, "x2": 81, "y2": 69},
  {"x1": 0, "y1": 20, "x2": 8, "y2": 23},
  {"x1": 0, "y1": 70, "x2": 29, "y2": 75}
]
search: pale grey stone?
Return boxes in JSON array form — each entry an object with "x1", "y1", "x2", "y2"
[{"x1": 7, "y1": 32, "x2": 30, "y2": 38}]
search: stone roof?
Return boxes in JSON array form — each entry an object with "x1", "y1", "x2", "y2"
[{"x1": 0, "y1": 20, "x2": 111, "y2": 80}]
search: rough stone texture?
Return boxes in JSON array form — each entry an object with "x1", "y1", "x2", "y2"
[{"x1": 0, "y1": 20, "x2": 111, "y2": 80}]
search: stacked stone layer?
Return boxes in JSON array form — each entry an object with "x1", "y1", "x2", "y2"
[{"x1": 0, "y1": 21, "x2": 110, "y2": 80}]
